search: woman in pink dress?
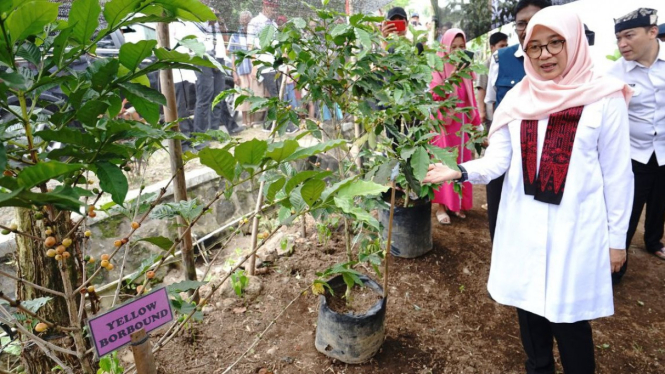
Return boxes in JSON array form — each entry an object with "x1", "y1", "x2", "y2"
[{"x1": 430, "y1": 28, "x2": 481, "y2": 224}]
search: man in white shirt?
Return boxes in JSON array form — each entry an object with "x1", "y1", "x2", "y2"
[{"x1": 608, "y1": 8, "x2": 665, "y2": 283}]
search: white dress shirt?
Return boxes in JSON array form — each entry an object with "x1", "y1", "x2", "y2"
[
  {"x1": 484, "y1": 46, "x2": 524, "y2": 105},
  {"x1": 462, "y1": 96, "x2": 633, "y2": 323},
  {"x1": 607, "y1": 39, "x2": 665, "y2": 166}
]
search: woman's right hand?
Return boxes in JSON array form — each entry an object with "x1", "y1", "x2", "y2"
[{"x1": 423, "y1": 163, "x2": 462, "y2": 184}]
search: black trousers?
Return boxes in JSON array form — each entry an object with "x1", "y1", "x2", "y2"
[
  {"x1": 517, "y1": 309, "x2": 595, "y2": 374},
  {"x1": 613, "y1": 153, "x2": 665, "y2": 283},
  {"x1": 486, "y1": 173, "x2": 505, "y2": 242}
]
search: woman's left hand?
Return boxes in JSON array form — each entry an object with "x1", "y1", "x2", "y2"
[
  {"x1": 609, "y1": 248, "x2": 626, "y2": 273},
  {"x1": 423, "y1": 163, "x2": 461, "y2": 184}
]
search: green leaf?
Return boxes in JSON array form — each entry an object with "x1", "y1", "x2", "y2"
[
  {"x1": 17, "y1": 161, "x2": 83, "y2": 189},
  {"x1": 289, "y1": 187, "x2": 307, "y2": 212},
  {"x1": 284, "y1": 139, "x2": 346, "y2": 162},
  {"x1": 94, "y1": 162, "x2": 128, "y2": 205},
  {"x1": 292, "y1": 18, "x2": 306, "y2": 29},
  {"x1": 354, "y1": 28, "x2": 372, "y2": 56},
  {"x1": 330, "y1": 24, "x2": 351, "y2": 37},
  {"x1": 334, "y1": 197, "x2": 380, "y2": 230},
  {"x1": 17, "y1": 42, "x2": 41, "y2": 65},
  {"x1": 0, "y1": 71, "x2": 29, "y2": 90},
  {"x1": 320, "y1": 176, "x2": 354, "y2": 202},
  {"x1": 167, "y1": 280, "x2": 207, "y2": 294},
  {"x1": 119, "y1": 83, "x2": 162, "y2": 125},
  {"x1": 88, "y1": 58, "x2": 119, "y2": 92},
  {"x1": 103, "y1": 0, "x2": 142, "y2": 30},
  {"x1": 336, "y1": 180, "x2": 389, "y2": 199},
  {"x1": 176, "y1": 37, "x2": 206, "y2": 57},
  {"x1": 6, "y1": 1, "x2": 59, "y2": 43},
  {"x1": 152, "y1": 0, "x2": 216, "y2": 22},
  {"x1": 427, "y1": 144, "x2": 458, "y2": 169},
  {"x1": 258, "y1": 25, "x2": 276, "y2": 49},
  {"x1": 410, "y1": 147, "x2": 429, "y2": 182},
  {"x1": 265, "y1": 139, "x2": 299, "y2": 163},
  {"x1": 137, "y1": 236, "x2": 174, "y2": 251},
  {"x1": 119, "y1": 40, "x2": 157, "y2": 72},
  {"x1": 51, "y1": 25, "x2": 74, "y2": 67},
  {"x1": 70, "y1": 0, "x2": 101, "y2": 44},
  {"x1": 0, "y1": 189, "x2": 24, "y2": 205},
  {"x1": 34, "y1": 128, "x2": 96, "y2": 149},
  {"x1": 77, "y1": 100, "x2": 109, "y2": 127},
  {"x1": 21, "y1": 297, "x2": 52, "y2": 313},
  {"x1": 154, "y1": 48, "x2": 217, "y2": 69},
  {"x1": 284, "y1": 170, "x2": 330, "y2": 195},
  {"x1": 199, "y1": 148, "x2": 236, "y2": 180},
  {"x1": 300, "y1": 179, "x2": 325, "y2": 207},
  {"x1": 234, "y1": 139, "x2": 267, "y2": 167}
]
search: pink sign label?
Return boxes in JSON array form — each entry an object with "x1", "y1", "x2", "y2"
[{"x1": 88, "y1": 287, "x2": 173, "y2": 357}]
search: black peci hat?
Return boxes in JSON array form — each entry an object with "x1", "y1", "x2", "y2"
[{"x1": 614, "y1": 8, "x2": 658, "y2": 34}]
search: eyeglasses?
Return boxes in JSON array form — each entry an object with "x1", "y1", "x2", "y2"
[
  {"x1": 523, "y1": 39, "x2": 566, "y2": 58},
  {"x1": 514, "y1": 21, "x2": 529, "y2": 31}
]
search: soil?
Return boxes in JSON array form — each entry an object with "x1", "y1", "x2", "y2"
[
  {"x1": 325, "y1": 284, "x2": 383, "y2": 315},
  {"x1": 149, "y1": 185, "x2": 665, "y2": 374}
]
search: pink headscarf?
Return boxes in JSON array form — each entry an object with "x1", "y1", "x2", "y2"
[
  {"x1": 433, "y1": 28, "x2": 478, "y2": 124},
  {"x1": 488, "y1": 6, "x2": 632, "y2": 138}
]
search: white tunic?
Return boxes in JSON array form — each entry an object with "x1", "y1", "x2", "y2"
[{"x1": 462, "y1": 96, "x2": 634, "y2": 323}]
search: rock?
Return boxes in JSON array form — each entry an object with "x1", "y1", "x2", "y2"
[
  {"x1": 199, "y1": 285, "x2": 213, "y2": 299},
  {"x1": 119, "y1": 348, "x2": 134, "y2": 364},
  {"x1": 220, "y1": 298, "x2": 235, "y2": 309},
  {"x1": 281, "y1": 356, "x2": 294, "y2": 364},
  {"x1": 463, "y1": 267, "x2": 471, "y2": 275},
  {"x1": 257, "y1": 247, "x2": 278, "y2": 263},
  {"x1": 202, "y1": 305, "x2": 215, "y2": 315},
  {"x1": 267, "y1": 346, "x2": 277, "y2": 355}
]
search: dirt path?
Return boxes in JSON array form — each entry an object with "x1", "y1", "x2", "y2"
[{"x1": 149, "y1": 185, "x2": 664, "y2": 374}]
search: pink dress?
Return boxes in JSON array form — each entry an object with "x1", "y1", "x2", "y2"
[{"x1": 430, "y1": 28, "x2": 481, "y2": 212}]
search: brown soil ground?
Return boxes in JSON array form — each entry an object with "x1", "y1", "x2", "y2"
[{"x1": 151, "y1": 185, "x2": 665, "y2": 374}]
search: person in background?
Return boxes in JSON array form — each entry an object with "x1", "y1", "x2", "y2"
[
  {"x1": 229, "y1": 11, "x2": 253, "y2": 129},
  {"x1": 607, "y1": 8, "x2": 665, "y2": 284},
  {"x1": 276, "y1": 15, "x2": 287, "y2": 27},
  {"x1": 476, "y1": 32, "x2": 508, "y2": 126},
  {"x1": 484, "y1": 0, "x2": 552, "y2": 242},
  {"x1": 174, "y1": 9, "x2": 243, "y2": 150},
  {"x1": 658, "y1": 23, "x2": 665, "y2": 41},
  {"x1": 430, "y1": 28, "x2": 481, "y2": 225},
  {"x1": 410, "y1": 12, "x2": 421, "y2": 27},
  {"x1": 424, "y1": 7, "x2": 632, "y2": 372},
  {"x1": 438, "y1": 21, "x2": 453, "y2": 43}
]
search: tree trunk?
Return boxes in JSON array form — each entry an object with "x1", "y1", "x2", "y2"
[{"x1": 15, "y1": 208, "x2": 94, "y2": 373}]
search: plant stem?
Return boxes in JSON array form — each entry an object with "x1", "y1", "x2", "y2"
[
  {"x1": 403, "y1": 186, "x2": 410, "y2": 208},
  {"x1": 383, "y1": 182, "x2": 397, "y2": 301},
  {"x1": 247, "y1": 181, "x2": 266, "y2": 276}
]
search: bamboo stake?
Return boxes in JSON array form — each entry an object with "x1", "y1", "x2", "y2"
[
  {"x1": 246, "y1": 182, "x2": 265, "y2": 276},
  {"x1": 156, "y1": 22, "x2": 198, "y2": 298},
  {"x1": 383, "y1": 182, "x2": 397, "y2": 300}
]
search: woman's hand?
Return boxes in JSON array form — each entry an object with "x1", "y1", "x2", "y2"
[
  {"x1": 422, "y1": 163, "x2": 462, "y2": 184},
  {"x1": 609, "y1": 249, "x2": 626, "y2": 273}
]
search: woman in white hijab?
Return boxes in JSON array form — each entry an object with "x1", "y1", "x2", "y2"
[{"x1": 424, "y1": 6, "x2": 633, "y2": 373}]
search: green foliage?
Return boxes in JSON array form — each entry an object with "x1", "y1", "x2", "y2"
[
  {"x1": 230, "y1": 269, "x2": 249, "y2": 297},
  {"x1": 97, "y1": 351, "x2": 123, "y2": 374}
]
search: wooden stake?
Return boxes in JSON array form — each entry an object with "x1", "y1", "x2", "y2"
[
  {"x1": 156, "y1": 22, "x2": 198, "y2": 298},
  {"x1": 383, "y1": 182, "x2": 397, "y2": 301},
  {"x1": 130, "y1": 329, "x2": 157, "y2": 374},
  {"x1": 247, "y1": 182, "x2": 265, "y2": 276}
]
